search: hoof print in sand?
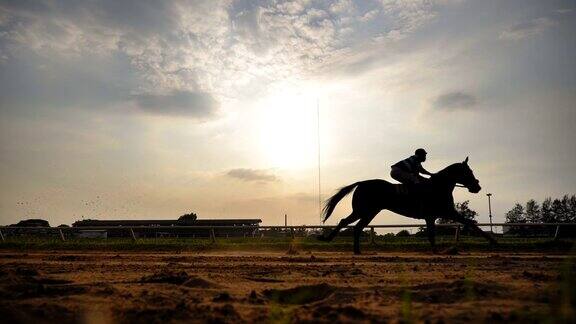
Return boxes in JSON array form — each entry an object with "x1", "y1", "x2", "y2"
[
  {"x1": 409, "y1": 279, "x2": 504, "y2": 303},
  {"x1": 263, "y1": 283, "x2": 335, "y2": 304},
  {"x1": 213, "y1": 292, "x2": 232, "y2": 302},
  {"x1": 0, "y1": 267, "x2": 81, "y2": 299},
  {"x1": 139, "y1": 270, "x2": 218, "y2": 288}
]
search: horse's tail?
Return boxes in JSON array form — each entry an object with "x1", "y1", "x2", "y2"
[{"x1": 322, "y1": 182, "x2": 361, "y2": 223}]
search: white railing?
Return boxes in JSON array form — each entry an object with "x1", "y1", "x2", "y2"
[{"x1": 1, "y1": 223, "x2": 574, "y2": 243}]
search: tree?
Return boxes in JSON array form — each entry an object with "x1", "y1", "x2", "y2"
[
  {"x1": 505, "y1": 203, "x2": 526, "y2": 235},
  {"x1": 438, "y1": 200, "x2": 477, "y2": 224},
  {"x1": 561, "y1": 195, "x2": 571, "y2": 222},
  {"x1": 432, "y1": 201, "x2": 477, "y2": 236},
  {"x1": 569, "y1": 195, "x2": 576, "y2": 223},
  {"x1": 396, "y1": 229, "x2": 410, "y2": 237},
  {"x1": 505, "y1": 203, "x2": 525, "y2": 223},
  {"x1": 525, "y1": 199, "x2": 541, "y2": 223},
  {"x1": 541, "y1": 198, "x2": 554, "y2": 223},
  {"x1": 455, "y1": 200, "x2": 478, "y2": 221},
  {"x1": 178, "y1": 212, "x2": 198, "y2": 223},
  {"x1": 551, "y1": 199, "x2": 564, "y2": 223}
]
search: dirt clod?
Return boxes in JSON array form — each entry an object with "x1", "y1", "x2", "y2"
[
  {"x1": 263, "y1": 283, "x2": 335, "y2": 304},
  {"x1": 139, "y1": 270, "x2": 217, "y2": 288},
  {"x1": 213, "y1": 292, "x2": 232, "y2": 302},
  {"x1": 410, "y1": 279, "x2": 504, "y2": 303}
]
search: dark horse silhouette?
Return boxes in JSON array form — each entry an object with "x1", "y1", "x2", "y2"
[{"x1": 319, "y1": 157, "x2": 497, "y2": 254}]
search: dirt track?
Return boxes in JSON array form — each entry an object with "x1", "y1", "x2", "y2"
[{"x1": 0, "y1": 250, "x2": 574, "y2": 323}]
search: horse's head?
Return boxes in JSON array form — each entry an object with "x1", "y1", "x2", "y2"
[{"x1": 457, "y1": 157, "x2": 481, "y2": 193}]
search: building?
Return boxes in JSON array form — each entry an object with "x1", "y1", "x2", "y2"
[{"x1": 6, "y1": 218, "x2": 54, "y2": 237}]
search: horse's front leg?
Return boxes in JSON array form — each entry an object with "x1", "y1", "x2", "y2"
[
  {"x1": 425, "y1": 218, "x2": 437, "y2": 251},
  {"x1": 353, "y1": 220, "x2": 367, "y2": 255},
  {"x1": 451, "y1": 212, "x2": 498, "y2": 245}
]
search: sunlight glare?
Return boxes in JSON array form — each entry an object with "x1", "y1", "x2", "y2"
[{"x1": 258, "y1": 88, "x2": 318, "y2": 169}]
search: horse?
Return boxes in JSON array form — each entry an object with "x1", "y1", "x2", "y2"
[{"x1": 318, "y1": 157, "x2": 497, "y2": 254}]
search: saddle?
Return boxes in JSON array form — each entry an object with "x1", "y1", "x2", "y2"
[
  {"x1": 393, "y1": 183, "x2": 435, "y2": 218},
  {"x1": 394, "y1": 182, "x2": 433, "y2": 196}
]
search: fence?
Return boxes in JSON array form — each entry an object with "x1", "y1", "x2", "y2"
[{"x1": 1, "y1": 223, "x2": 574, "y2": 244}]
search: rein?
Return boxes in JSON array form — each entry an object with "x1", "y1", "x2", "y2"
[{"x1": 430, "y1": 163, "x2": 476, "y2": 189}]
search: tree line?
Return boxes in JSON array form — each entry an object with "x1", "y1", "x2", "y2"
[
  {"x1": 505, "y1": 195, "x2": 576, "y2": 224},
  {"x1": 504, "y1": 194, "x2": 576, "y2": 237}
]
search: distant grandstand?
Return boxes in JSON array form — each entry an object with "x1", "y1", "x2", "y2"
[{"x1": 72, "y1": 215, "x2": 262, "y2": 238}]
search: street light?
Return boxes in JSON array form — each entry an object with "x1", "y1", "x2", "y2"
[{"x1": 486, "y1": 193, "x2": 493, "y2": 233}]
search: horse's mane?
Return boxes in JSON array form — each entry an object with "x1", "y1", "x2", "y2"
[{"x1": 431, "y1": 163, "x2": 463, "y2": 181}]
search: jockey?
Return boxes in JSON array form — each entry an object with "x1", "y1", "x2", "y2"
[{"x1": 390, "y1": 148, "x2": 434, "y2": 185}]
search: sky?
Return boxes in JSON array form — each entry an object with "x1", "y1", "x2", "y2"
[{"x1": 0, "y1": 0, "x2": 575, "y2": 227}]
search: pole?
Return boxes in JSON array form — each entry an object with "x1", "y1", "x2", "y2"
[
  {"x1": 454, "y1": 225, "x2": 460, "y2": 243},
  {"x1": 129, "y1": 228, "x2": 137, "y2": 242},
  {"x1": 487, "y1": 193, "x2": 493, "y2": 233},
  {"x1": 210, "y1": 228, "x2": 216, "y2": 243},
  {"x1": 317, "y1": 98, "x2": 322, "y2": 224},
  {"x1": 554, "y1": 225, "x2": 561, "y2": 241},
  {"x1": 284, "y1": 214, "x2": 287, "y2": 227}
]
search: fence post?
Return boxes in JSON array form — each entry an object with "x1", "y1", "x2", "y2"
[
  {"x1": 370, "y1": 227, "x2": 376, "y2": 245},
  {"x1": 553, "y1": 225, "x2": 561, "y2": 241},
  {"x1": 59, "y1": 228, "x2": 66, "y2": 242},
  {"x1": 454, "y1": 226, "x2": 460, "y2": 243},
  {"x1": 129, "y1": 228, "x2": 137, "y2": 242},
  {"x1": 291, "y1": 227, "x2": 295, "y2": 239},
  {"x1": 210, "y1": 228, "x2": 216, "y2": 243},
  {"x1": 0, "y1": 229, "x2": 4, "y2": 242}
]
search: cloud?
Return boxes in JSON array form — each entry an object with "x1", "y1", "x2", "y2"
[
  {"x1": 0, "y1": 50, "x2": 137, "y2": 112},
  {"x1": 134, "y1": 90, "x2": 218, "y2": 118},
  {"x1": 499, "y1": 17, "x2": 557, "y2": 41},
  {"x1": 0, "y1": 0, "x2": 450, "y2": 108},
  {"x1": 226, "y1": 168, "x2": 279, "y2": 183},
  {"x1": 432, "y1": 91, "x2": 477, "y2": 111}
]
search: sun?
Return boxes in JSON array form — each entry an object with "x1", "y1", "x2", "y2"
[{"x1": 257, "y1": 89, "x2": 318, "y2": 169}]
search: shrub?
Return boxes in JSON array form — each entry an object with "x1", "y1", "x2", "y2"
[{"x1": 396, "y1": 230, "x2": 411, "y2": 237}]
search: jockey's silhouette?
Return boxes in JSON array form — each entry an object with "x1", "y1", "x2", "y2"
[{"x1": 390, "y1": 148, "x2": 434, "y2": 185}]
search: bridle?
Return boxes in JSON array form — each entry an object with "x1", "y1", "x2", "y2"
[
  {"x1": 432, "y1": 163, "x2": 479, "y2": 190},
  {"x1": 456, "y1": 177, "x2": 480, "y2": 190}
]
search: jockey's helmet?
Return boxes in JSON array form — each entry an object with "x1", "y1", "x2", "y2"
[{"x1": 415, "y1": 148, "x2": 427, "y2": 157}]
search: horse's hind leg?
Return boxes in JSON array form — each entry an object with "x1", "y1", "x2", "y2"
[
  {"x1": 353, "y1": 210, "x2": 379, "y2": 255},
  {"x1": 321, "y1": 212, "x2": 361, "y2": 241}
]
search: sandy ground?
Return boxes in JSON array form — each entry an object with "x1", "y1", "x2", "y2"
[{"x1": 0, "y1": 249, "x2": 574, "y2": 323}]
